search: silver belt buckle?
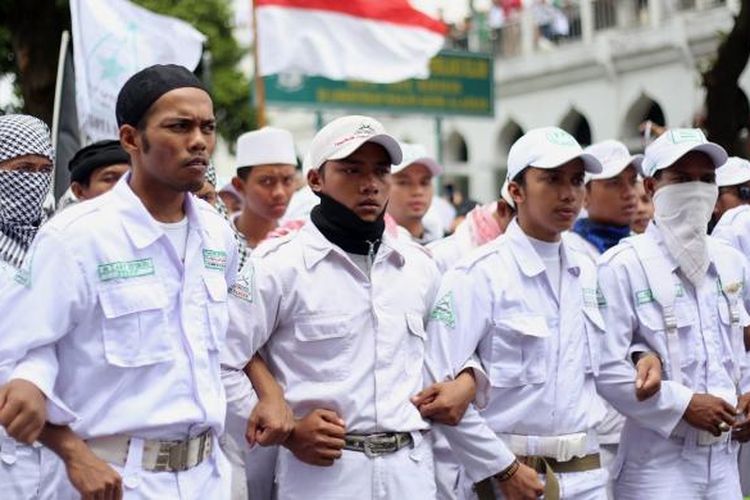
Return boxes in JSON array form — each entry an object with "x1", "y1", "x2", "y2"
[
  {"x1": 363, "y1": 434, "x2": 394, "y2": 458},
  {"x1": 154, "y1": 440, "x2": 189, "y2": 472}
]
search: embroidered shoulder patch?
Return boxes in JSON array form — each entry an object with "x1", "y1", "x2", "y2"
[
  {"x1": 430, "y1": 291, "x2": 456, "y2": 328},
  {"x1": 203, "y1": 249, "x2": 227, "y2": 271},
  {"x1": 635, "y1": 288, "x2": 654, "y2": 305},
  {"x1": 98, "y1": 258, "x2": 155, "y2": 282},
  {"x1": 229, "y1": 263, "x2": 254, "y2": 303}
]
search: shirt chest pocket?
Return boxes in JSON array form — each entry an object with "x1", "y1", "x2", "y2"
[
  {"x1": 582, "y1": 307, "x2": 605, "y2": 376},
  {"x1": 635, "y1": 302, "x2": 697, "y2": 369},
  {"x1": 98, "y1": 282, "x2": 174, "y2": 367},
  {"x1": 202, "y1": 274, "x2": 228, "y2": 351},
  {"x1": 489, "y1": 314, "x2": 549, "y2": 388},
  {"x1": 293, "y1": 314, "x2": 353, "y2": 381}
]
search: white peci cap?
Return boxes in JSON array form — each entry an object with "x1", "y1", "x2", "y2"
[
  {"x1": 303, "y1": 115, "x2": 401, "y2": 173},
  {"x1": 716, "y1": 156, "x2": 750, "y2": 187},
  {"x1": 506, "y1": 127, "x2": 601, "y2": 181},
  {"x1": 392, "y1": 143, "x2": 442, "y2": 176},
  {"x1": 236, "y1": 127, "x2": 297, "y2": 170},
  {"x1": 583, "y1": 140, "x2": 643, "y2": 183},
  {"x1": 640, "y1": 128, "x2": 727, "y2": 178}
]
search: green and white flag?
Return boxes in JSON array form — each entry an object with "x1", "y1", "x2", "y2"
[{"x1": 69, "y1": 0, "x2": 206, "y2": 141}]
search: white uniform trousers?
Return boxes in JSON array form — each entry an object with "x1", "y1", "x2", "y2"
[
  {"x1": 275, "y1": 431, "x2": 436, "y2": 500},
  {"x1": 55, "y1": 436, "x2": 231, "y2": 500},
  {"x1": 613, "y1": 427, "x2": 741, "y2": 500},
  {"x1": 0, "y1": 441, "x2": 65, "y2": 499}
]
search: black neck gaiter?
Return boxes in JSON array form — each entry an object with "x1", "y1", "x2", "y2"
[{"x1": 310, "y1": 192, "x2": 385, "y2": 255}]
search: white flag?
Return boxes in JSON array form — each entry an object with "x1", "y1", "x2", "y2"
[{"x1": 70, "y1": 0, "x2": 206, "y2": 141}]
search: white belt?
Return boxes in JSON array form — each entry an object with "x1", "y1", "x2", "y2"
[
  {"x1": 86, "y1": 430, "x2": 213, "y2": 473},
  {"x1": 498, "y1": 431, "x2": 592, "y2": 462}
]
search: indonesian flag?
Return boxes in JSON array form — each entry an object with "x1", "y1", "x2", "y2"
[{"x1": 255, "y1": 0, "x2": 447, "y2": 83}]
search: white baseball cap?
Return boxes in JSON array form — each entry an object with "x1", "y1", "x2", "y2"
[
  {"x1": 583, "y1": 140, "x2": 643, "y2": 183},
  {"x1": 304, "y1": 115, "x2": 402, "y2": 173},
  {"x1": 392, "y1": 143, "x2": 442, "y2": 176},
  {"x1": 716, "y1": 156, "x2": 750, "y2": 187},
  {"x1": 506, "y1": 127, "x2": 602, "y2": 181},
  {"x1": 236, "y1": 127, "x2": 297, "y2": 170},
  {"x1": 640, "y1": 128, "x2": 727, "y2": 178}
]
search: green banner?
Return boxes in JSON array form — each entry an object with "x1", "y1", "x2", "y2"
[{"x1": 263, "y1": 51, "x2": 494, "y2": 117}]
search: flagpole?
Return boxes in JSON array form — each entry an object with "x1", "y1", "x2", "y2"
[{"x1": 252, "y1": 1, "x2": 267, "y2": 128}]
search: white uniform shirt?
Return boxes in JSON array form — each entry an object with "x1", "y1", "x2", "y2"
[
  {"x1": 0, "y1": 176, "x2": 238, "y2": 440},
  {"x1": 427, "y1": 219, "x2": 606, "y2": 439},
  {"x1": 596, "y1": 222, "x2": 750, "y2": 439},
  {"x1": 713, "y1": 204, "x2": 750, "y2": 264},
  {"x1": 223, "y1": 221, "x2": 439, "y2": 434},
  {"x1": 565, "y1": 230, "x2": 600, "y2": 263}
]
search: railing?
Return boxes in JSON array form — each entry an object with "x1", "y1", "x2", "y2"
[{"x1": 445, "y1": 0, "x2": 731, "y2": 59}]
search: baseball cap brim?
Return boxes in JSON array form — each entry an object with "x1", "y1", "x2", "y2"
[
  {"x1": 392, "y1": 157, "x2": 443, "y2": 176},
  {"x1": 531, "y1": 151, "x2": 603, "y2": 174},
  {"x1": 648, "y1": 143, "x2": 727, "y2": 176},
  {"x1": 326, "y1": 133, "x2": 403, "y2": 167},
  {"x1": 587, "y1": 154, "x2": 643, "y2": 182}
]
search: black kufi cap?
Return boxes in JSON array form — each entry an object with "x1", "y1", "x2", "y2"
[
  {"x1": 68, "y1": 140, "x2": 130, "y2": 184},
  {"x1": 115, "y1": 64, "x2": 208, "y2": 128}
]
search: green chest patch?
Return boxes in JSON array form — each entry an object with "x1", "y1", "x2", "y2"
[
  {"x1": 98, "y1": 258, "x2": 155, "y2": 282},
  {"x1": 203, "y1": 249, "x2": 227, "y2": 271}
]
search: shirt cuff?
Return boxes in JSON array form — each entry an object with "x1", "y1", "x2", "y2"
[
  {"x1": 656, "y1": 381, "x2": 693, "y2": 438},
  {"x1": 459, "y1": 357, "x2": 491, "y2": 410},
  {"x1": 11, "y1": 354, "x2": 76, "y2": 425}
]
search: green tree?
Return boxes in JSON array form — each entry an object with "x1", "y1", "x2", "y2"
[
  {"x1": 0, "y1": 0, "x2": 254, "y2": 144},
  {"x1": 703, "y1": 0, "x2": 750, "y2": 157}
]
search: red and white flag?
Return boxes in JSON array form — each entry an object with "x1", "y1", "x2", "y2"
[{"x1": 255, "y1": 0, "x2": 447, "y2": 83}]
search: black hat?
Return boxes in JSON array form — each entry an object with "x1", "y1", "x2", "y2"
[
  {"x1": 115, "y1": 64, "x2": 208, "y2": 128},
  {"x1": 68, "y1": 140, "x2": 130, "y2": 184}
]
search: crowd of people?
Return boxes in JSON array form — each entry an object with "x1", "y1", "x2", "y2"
[{"x1": 0, "y1": 62, "x2": 749, "y2": 500}]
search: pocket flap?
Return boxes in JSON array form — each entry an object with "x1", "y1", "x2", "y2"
[
  {"x1": 294, "y1": 314, "x2": 350, "y2": 342},
  {"x1": 406, "y1": 313, "x2": 426, "y2": 339},
  {"x1": 203, "y1": 274, "x2": 228, "y2": 302},
  {"x1": 494, "y1": 315, "x2": 550, "y2": 338},
  {"x1": 636, "y1": 302, "x2": 695, "y2": 331},
  {"x1": 582, "y1": 307, "x2": 606, "y2": 331},
  {"x1": 98, "y1": 283, "x2": 168, "y2": 319}
]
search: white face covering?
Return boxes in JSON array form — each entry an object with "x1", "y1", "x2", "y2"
[{"x1": 653, "y1": 181, "x2": 718, "y2": 287}]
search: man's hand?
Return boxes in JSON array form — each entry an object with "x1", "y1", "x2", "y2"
[
  {"x1": 411, "y1": 370, "x2": 476, "y2": 426},
  {"x1": 683, "y1": 393, "x2": 737, "y2": 436},
  {"x1": 64, "y1": 444, "x2": 123, "y2": 500},
  {"x1": 284, "y1": 409, "x2": 346, "y2": 466},
  {"x1": 39, "y1": 424, "x2": 122, "y2": 500},
  {"x1": 246, "y1": 392, "x2": 295, "y2": 447},
  {"x1": 0, "y1": 379, "x2": 47, "y2": 444},
  {"x1": 732, "y1": 392, "x2": 750, "y2": 442},
  {"x1": 634, "y1": 353, "x2": 662, "y2": 401},
  {"x1": 496, "y1": 462, "x2": 544, "y2": 500}
]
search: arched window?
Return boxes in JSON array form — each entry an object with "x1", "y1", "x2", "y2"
[{"x1": 559, "y1": 108, "x2": 592, "y2": 146}]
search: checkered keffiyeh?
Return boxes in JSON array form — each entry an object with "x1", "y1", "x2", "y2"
[
  {"x1": 0, "y1": 114, "x2": 54, "y2": 163},
  {"x1": 0, "y1": 114, "x2": 54, "y2": 268}
]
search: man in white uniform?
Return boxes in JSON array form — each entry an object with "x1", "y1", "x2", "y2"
[
  {"x1": 0, "y1": 114, "x2": 68, "y2": 499},
  {"x1": 711, "y1": 156, "x2": 750, "y2": 230},
  {"x1": 387, "y1": 143, "x2": 444, "y2": 245},
  {"x1": 427, "y1": 127, "x2": 662, "y2": 500},
  {"x1": 710, "y1": 156, "x2": 750, "y2": 496},
  {"x1": 564, "y1": 140, "x2": 642, "y2": 492},
  {"x1": 596, "y1": 128, "x2": 750, "y2": 499},
  {"x1": 222, "y1": 115, "x2": 522, "y2": 500},
  {"x1": 0, "y1": 64, "x2": 290, "y2": 499}
]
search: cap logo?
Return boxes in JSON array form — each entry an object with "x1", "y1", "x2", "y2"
[
  {"x1": 333, "y1": 122, "x2": 377, "y2": 147},
  {"x1": 546, "y1": 129, "x2": 577, "y2": 147},
  {"x1": 669, "y1": 129, "x2": 705, "y2": 145}
]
